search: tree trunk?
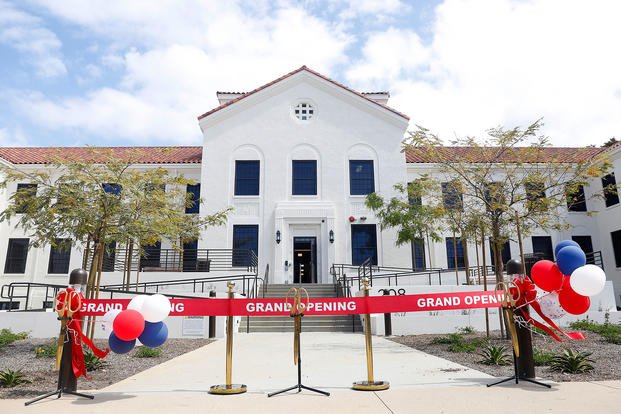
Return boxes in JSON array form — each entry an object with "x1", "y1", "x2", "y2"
[
  {"x1": 480, "y1": 226, "x2": 490, "y2": 338},
  {"x1": 453, "y1": 232, "x2": 459, "y2": 284},
  {"x1": 462, "y1": 237, "x2": 470, "y2": 285},
  {"x1": 515, "y1": 212, "x2": 526, "y2": 274},
  {"x1": 82, "y1": 235, "x2": 91, "y2": 270},
  {"x1": 491, "y1": 220, "x2": 506, "y2": 338},
  {"x1": 474, "y1": 234, "x2": 481, "y2": 285},
  {"x1": 425, "y1": 231, "x2": 433, "y2": 269},
  {"x1": 85, "y1": 241, "x2": 102, "y2": 337},
  {"x1": 89, "y1": 246, "x2": 104, "y2": 340}
]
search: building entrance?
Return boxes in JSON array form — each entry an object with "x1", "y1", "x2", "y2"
[{"x1": 293, "y1": 237, "x2": 317, "y2": 283}]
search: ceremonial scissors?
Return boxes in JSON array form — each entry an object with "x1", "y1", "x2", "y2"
[
  {"x1": 495, "y1": 281, "x2": 520, "y2": 357},
  {"x1": 286, "y1": 287, "x2": 309, "y2": 365},
  {"x1": 54, "y1": 289, "x2": 82, "y2": 369}
]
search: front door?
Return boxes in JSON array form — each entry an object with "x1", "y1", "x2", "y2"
[{"x1": 293, "y1": 237, "x2": 317, "y2": 283}]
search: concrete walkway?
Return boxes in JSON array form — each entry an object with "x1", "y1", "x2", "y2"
[{"x1": 3, "y1": 332, "x2": 620, "y2": 413}]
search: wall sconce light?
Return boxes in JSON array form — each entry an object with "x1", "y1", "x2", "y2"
[
  {"x1": 329, "y1": 230, "x2": 335, "y2": 244},
  {"x1": 360, "y1": 216, "x2": 367, "y2": 221},
  {"x1": 276, "y1": 230, "x2": 281, "y2": 244}
]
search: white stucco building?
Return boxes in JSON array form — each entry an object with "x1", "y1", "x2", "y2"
[{"x1": 1, "y1": 66, "x2": 620, "y2": 309}]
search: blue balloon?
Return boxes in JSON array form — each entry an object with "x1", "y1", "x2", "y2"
[
  {"x1": 556, "y1": 245, "x2": 586, "y2": 276},
  {"x1": 138, "y1": 321, "x2": 168, "y2": 348},
  {"x1": 554, "y1": 240, "x2": 580, "y2": 258},
  {"x1": 109, "y1": 332, "x2": 136, "y2": 354}
]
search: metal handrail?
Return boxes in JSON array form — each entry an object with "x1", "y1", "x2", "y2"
[{"x1": 89, "y1": 248, "x2": 258, "y2": 273}]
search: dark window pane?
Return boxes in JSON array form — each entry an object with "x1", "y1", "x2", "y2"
[
  {"x1": 572, "y1": 236, "x2": 594, "y2": 264},
  {"x1": 407, "y1": 181, "x2": 422, "y2": 205},
  {"x1": 15, "y1": 183, "x2": 37, "y2": 214},
  {"x1": 235, "y1": 161, "x2": 260, "y2": 196},
  {"x1": 292, "y1": 160, "x2": 317, "y2": 195},
  {"x1": 48, "y1": 238, "x2": 71, "y2": 274},
  {"x1": 232, "y1": 225, "x2": 258, "y2": 267},
  {"x1": 351, "y1": 224, "x2": 377, "y2": 265},
  {"x1": 349, "y1": 160, "x2": 375, "y2": 195},
  {"x1": 102, "y1": 241, "x2": 116, "y2": 272},
  {"x1": 602, "y1": 173, "x2": 619, "y2": 207},
  {"x1": 445, "y1": 237, "x2": 465, "y2": 269},
  {"x1": 566, "y1": 184, "x2": 587, "y2": 212},
  {"x1": 185, "y1": 184, "x2": 201, "y2": 214},
  {"x1": 442, "y1": 182, "x2": 463, "y2": 210},
  {"x1": 532, "y1": 236, "x2": 554, "y2": 261},
  {"x1": 4, "y1": 238, "x2": 29, "y2": 273},
  {"x1": 182, "y1": 239, "x2": 198, "y2": 271},
  {"x1": 611, "y1": 230, "x2": 621, "y2": 268},
  {"x1": 102, "y1": 183, "x2": 122, "y2": 195},
  {"x1": 141, "y1": 241, "x2": 161, "y2": 269},
  {"x1": 411, "y1": 238, "x2": 425, "y2": 269}
]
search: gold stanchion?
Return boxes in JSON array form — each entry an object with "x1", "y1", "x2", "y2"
[
  {"x1": 352, "y1": 278, "x2": 389, "y2": 391},
  {"x1": 209, "y1": 282, "x2": 247, "y2": 395}
]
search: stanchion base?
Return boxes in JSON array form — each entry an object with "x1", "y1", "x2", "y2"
[
  {"x1": 209, "y1": 384, "x2": 247, "y2": 395},
  {"x1": 352, "y1": 380, "x2": 390, "y2": 391},
  {"x1": 24, "y1": 388, "x2": 94, "y2": 406}
]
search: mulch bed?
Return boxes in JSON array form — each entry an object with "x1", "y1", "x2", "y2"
[
  {"x1": 389, "y1": 329, "x2": 621, "y2": 382},
  {"x1": 0, "y1": 338, "x2": 213, "y2": 399}
]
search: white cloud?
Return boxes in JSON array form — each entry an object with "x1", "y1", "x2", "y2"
[
  {"x1": 0, "y1": 127, "x2": 30, "y2": 146},
  {"x1": 13, "y1": 2, "x2": 351, "y2": 144},
  {"x1": 0, "y1": 0, "x2": 66, "y2": 77},
  {"x1": 347, "y1": 0, "x2": 621, "y2": 146}
]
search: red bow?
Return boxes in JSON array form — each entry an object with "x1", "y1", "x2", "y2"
[
  {"x1": 57, "y1": 290, "x2": 110, "y2": 379},
  {"x1": 512, "y1": 277, "x2": 585, "y2": 342}
]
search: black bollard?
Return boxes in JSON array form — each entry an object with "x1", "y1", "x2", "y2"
[
  {"x1": 382, "y1": 290, "x2": 392, "y2": 336},
  {"x1": 208, "y1": 290, "x2": 216, "y2": 338}
]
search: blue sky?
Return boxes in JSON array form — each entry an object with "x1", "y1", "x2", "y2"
[{"x1": 0, "y1": 0, "x2": 620, "y2": 148}]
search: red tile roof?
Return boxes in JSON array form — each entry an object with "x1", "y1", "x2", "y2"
[
  {"x1": 405, "y1": 146, "x2": 606, "y2": 163},
  {"x1": 198, "y1": 66, "x2": 409, "y2": 121},
  {"x1": 0, "y1": 146, "x2": 202, "y2": 165}
]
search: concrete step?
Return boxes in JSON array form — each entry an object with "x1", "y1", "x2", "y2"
[
  {"x1": 262, "y1": 284, "x2": 338, "y2": 298},
  {"x1": 243, "y1": 325, "x2": 362, "y2": 333}
]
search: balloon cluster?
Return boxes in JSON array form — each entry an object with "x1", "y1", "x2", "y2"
[
  {"x1": 530, "y1": 240, "x2": 606, "y2": 317},
  {"x1": 100, "y1": 294, "x2": 171, "y2": 354}
]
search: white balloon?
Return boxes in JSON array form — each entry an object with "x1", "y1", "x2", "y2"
[
  {"x1": 140, "y1": 294, "x2": 171, "y2": 322},
  {"x1": 538, "y1": 292, "x2": 566, "y2": 320},
  {"x1": 100, "y1": 308, "x2": 122, "y2": 334},
  {"x1": 127, "y1": 295, "x2": 147, "y2": 312},
  {"x1": 570, "y1": 264, "x2": 606, "y2": 296}
]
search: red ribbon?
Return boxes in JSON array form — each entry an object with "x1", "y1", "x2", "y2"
[
  {"x1": 513, "y1": 276, "x2": 585, "y2": 342},
  {"x1": 57, "y1": 290, "x2": 110, "y2": 380}
]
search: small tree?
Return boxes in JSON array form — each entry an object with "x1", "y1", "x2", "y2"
[{"x1": 1, "y1": 148, "x2": 229, "y2": 335}]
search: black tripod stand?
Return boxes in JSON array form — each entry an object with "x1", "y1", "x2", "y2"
[
  {"x1": 487, "y1": 351, "x2": 551, "y2": 388},
  {"x1": 267, "y1": 314, "x2": 330, "y2": 397},
  {"x1": 25, "y1": 322, "x2": 94, "y2": 406}
]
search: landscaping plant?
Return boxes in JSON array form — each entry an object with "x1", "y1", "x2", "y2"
[
  {"x1": 0, "y1": 329, "x2": 28, "y2": 350},
  {"x1": 84, "y1": 349, "x2": 108, "y2": 372},
  {"x1": 134, "y1": 347, "x2": 162, "y2": 358},
  {"x1": 479, "y1": 344, "x2": 510, "y2": 365},
  {"x1": 0, "y1": 369, "x2": 31, "y2": 387},
  {"x1": 550, "y1": 349, "x2": 594, "y2": 374}
]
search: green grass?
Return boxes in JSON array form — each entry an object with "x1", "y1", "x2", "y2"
[
  {"x1": 134, "y1": 347, "x2": 162, "y2": 358},
  {"x1": 569, "y1": 318, "x2": 621, "y2": 345},
  {"x1": 0, "y1": 329, "x2": 28, "y2": 350}
]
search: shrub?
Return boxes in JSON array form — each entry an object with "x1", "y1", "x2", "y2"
[
  {"x1": 0, "y1": 329, "x2": 28, "y2": 350},
  {"x1": 34, "y1": 341, "x2": 57, "y2": 358},
  {"x1": 569, "y1": 319, "x2": 621, "y2": 345},
  {"x1": 134, "y1": 347, "x2": 162, "y2": 358},
  {"x1": 83, "y1": 349, "x2": 107, "y2": 372},
  {"x1": 431, "y1": 332, "x2": 486, "y2": 352},
  {"x1": 550, "y1": 349, "x2": 594, "y2": 374},
  {"x1": 533, "y1": 349, "x2": 555, "y2": 366},
  {"x1": 0, "y1": 369, "x2": 31, "y2": 387},
  {"x1": 479, "y1": 344, "x2": 510, "y2": 365},
  {"x1": 458, "y1": 326, "x2": 475, "y2": 334}
]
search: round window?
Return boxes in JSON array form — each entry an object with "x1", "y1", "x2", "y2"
[{"x1": 293, "y1": 102, "x2": 315, "y2": 121}]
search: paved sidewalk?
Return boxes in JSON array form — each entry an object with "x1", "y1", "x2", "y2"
[{"x1": 3, "y1": 333, "x2": 620, "y2": 413}]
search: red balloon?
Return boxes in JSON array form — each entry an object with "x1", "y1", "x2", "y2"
[
  {"x1": 558, "y1": 278, "x2": 591, "y2": 315},
  {"x1": 530, "y1": 260, "x2": 564, "y2": 292},
  {"x1": 113, "y1": 309, "x2": 145, "y2": 341}
]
